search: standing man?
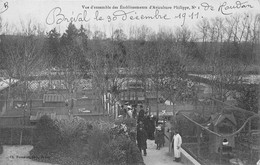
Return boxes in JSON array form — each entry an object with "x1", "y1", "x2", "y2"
[
  {"x1": 137, "y1": 124, "x2": 148, "y2": 156},
  {"x1": 172, "y1": 130, "x2": 182, "y2": 162},
  {"x1": 138, "y1": 105, "x2": 145, "y2": 122}
]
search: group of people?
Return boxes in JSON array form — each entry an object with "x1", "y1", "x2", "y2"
[
  {"x1": 119, "y1": 104, "x2": 138, "y2": 119},
  {"x1": 119, "y1": 104, "x2": 182, "y2": 162}
]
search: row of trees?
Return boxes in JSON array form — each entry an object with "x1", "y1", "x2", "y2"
[
  {"x1": 0, "y1": 13, "x2": 259, "y2": 117},
  {"x1": 195, "y1": 14, "x2": 260, "y2": 102}
]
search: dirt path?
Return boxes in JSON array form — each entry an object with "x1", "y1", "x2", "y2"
[
  {"x1": 0, "y1": 145, "x2": 58, "y2": 165},
  {"x1": 143, "y1": 140, "x2": 183, "y2": 165}
]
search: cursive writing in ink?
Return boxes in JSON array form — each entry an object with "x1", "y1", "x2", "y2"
[
  {"x1": 0, "y1": 1, "x2": 8, "y2": 14},
  {"x1": 94, "y1": 11, "x2": 104, "y2": 21},
  {"x1": 106, "y1": 9, "x2": 170, "y2": 22},
  {"x1": 218, "y1": 1, "x2": 253, "y2": 15},
  {"x1": 200, "y1": 2, "x2": 214, "y2": 11},
  {"x1": 46, "y1": 7, "x2": 90, "y2": 25}
]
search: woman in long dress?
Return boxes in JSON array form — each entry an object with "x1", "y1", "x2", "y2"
[
  {"x1": 137, "y1": 124, "x2": 148, "y2": 156},
  {"x1": 172, "y1": 130, "x2": 182, "y2": 162}
]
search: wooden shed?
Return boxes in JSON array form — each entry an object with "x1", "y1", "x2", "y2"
[{"x1": 43, "y1": 94, "x2": 65, "y2": 107}]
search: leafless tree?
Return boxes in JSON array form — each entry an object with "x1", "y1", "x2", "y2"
[
  {"x1": 196, "y1": 14, "x2": 260, "y2": 102},
  {"x1": 0, "y1": 22, "x2": 46, "y2": 120}
]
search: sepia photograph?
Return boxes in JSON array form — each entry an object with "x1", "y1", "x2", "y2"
[{"x1": 0, "y1": 0, "x2": 259, "y2": 164}]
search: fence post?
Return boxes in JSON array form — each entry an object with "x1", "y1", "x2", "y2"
[
  {"x1": 20, "y1": 129, "x2": 23, "y2": 145},
  {"x1": 31, "y1": 128, "x2": 33, "y2": 145},
  {"x1": 10, "y1": 128, "x2": 13, "y2": 145}
]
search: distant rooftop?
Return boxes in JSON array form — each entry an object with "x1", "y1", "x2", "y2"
[{"x1": 0, "y1": 77, "x2": 19, "y2": 91}]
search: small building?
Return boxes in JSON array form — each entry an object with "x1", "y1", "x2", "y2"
[
  {"x1": 207, "y1": 112, "x2": 237, "y2": 153},
  {"x1": 43, "y1": 93, "x2": 65, "y2": 107},
  {"x1": 0, "y1": 78, "x2": 19, "y2": 115}
]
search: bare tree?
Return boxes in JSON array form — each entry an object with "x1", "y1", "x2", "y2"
[
  {"x1": 147, "y1": 27, "x2": 200, "y2": 131},
  {"x1": 0, "y1": 23, "x2": 46, "y2": 121},
  {"x1": 196, "y1": 14, "x2": 260, "y2": 102}
]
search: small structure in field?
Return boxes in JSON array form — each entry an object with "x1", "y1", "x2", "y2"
[{"x1": 207, "y1": 112, "x2": 237, "y2": 154}]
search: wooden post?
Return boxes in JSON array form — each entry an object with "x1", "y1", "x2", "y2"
[
  {"x1": 31, "y1": 128, "x2": 33, "y2": 145},
  {"x1": 10, "y1": 128, "x2": 13, "y2": 145},
  {"x1": 20, "y1": 129, "x2": 23, "y2": 145}
]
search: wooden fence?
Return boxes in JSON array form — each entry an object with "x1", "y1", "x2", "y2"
[
  {"x1": 0, "y1": 125, "x2": 36, "y2": 145},
  {"x1": 0, "y1": 116, "x2": 30, "y2": 126}
]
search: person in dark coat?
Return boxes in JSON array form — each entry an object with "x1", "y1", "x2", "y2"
[
  {"x1": 137, "y1": 105, "x2": 145, "y2": 123},
  {"x1": 137, "y1": 124, "x2": 148, "y2": 156},
  {"x1": 154, "y1": 125, "x2": 164, "y2": 150},
  {"x1": 147, "y1": 115, "x2": 156, "y2": 140}
]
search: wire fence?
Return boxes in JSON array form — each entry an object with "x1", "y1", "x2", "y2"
[{"x1": 178, "y1": 98, "x2": 260, "y2": 165}]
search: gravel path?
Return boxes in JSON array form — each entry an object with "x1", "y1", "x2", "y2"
[
  {"x1": 143, "y1": 140, "x2": 183, "y2": 165},
  {"x1": 0, "y1": 145, "x2": 57, "y2": 165}
]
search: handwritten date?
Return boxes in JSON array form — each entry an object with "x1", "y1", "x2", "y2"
[{"x1": 95, "y1": 9, "x2": 170, "y2": 22}]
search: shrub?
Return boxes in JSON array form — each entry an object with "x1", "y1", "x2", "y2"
[
  {"x1": 56, "y1": 116, "x2": 89, "y2": 146},
  {"x1": 91, "y1": 120, "x2": 114, "y2": 130},
  {"x1": 33, "y1": 115, "x2": 61, "y2": 151},
  {"x1": 100, "y1": 139, "x2": 127, "y2": 165},
  {"x1": 99, "y1": 134, "x2": 144, "y2": 165},
  {"x1": 30, "y1": 117, "x2": 144, "y2": 165},
  {"x1": 82, "y1": 128, "x2": 110, "y2": 160},
  {"x1": 115, "y1": 118, "x2": 137, "y2": 128}
]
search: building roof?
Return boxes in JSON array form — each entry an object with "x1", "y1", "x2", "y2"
[
  {"x1": 43, "y1": 94, "x2": 65, "y2": 103},
  {"x1": 0, "y1": 77, "x2": 19, "y2": 91},
  {"x1": 210, "y1": 112, "x2": 237, "y2": 126}
]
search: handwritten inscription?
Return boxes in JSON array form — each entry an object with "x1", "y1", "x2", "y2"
[
  {"x1": 45, "y1": 0, "x2": 255, "y2": 26},
  {"x1": 0, "y1": 1, "x2": 8, "y2": 14},
  {"x1": 108, "y1": 10, "x2": 170, "y2": 22},
  {"x1": 200, "y1": 2, "x2": 214, "y2": 11},
  {"x1": 46, "y1": 7, "x2": 90, "y2": 25},
  {"x1": 46, "y1": 8, "x2": 171, "y2": 25},
  {"x1": 218, "y1": 1, "x2": 253, "y2": 15}
]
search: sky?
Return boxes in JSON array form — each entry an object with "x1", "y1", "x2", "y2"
[{"x1": 0, "y1": 0, "x2": 259, "y2": 36}]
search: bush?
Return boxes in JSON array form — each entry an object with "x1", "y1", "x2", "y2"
[
  {"x1": 31, "y1": 116, "x2": 96, "y2": 165},
  {"x1": 115, "y1": 118, "x2": 136, "y2": 128},
  {"x1": 34, "y1": 115, "x2": 61, "y2": 150},
  {"x1": 100, "y1": 139, "x2": 127, "y2": 165},
  {"x1": 83, "y1": 128, "x2": 110, "y2": 160},
  {"x1": 56, "y1": 116, "x2": 89, "y2": 146},
  {"x1": 100, "y1": 135, "x2": 144, "y2": 165},
  {"x1": 30, "y1": 117, "x2": 144, "y2": 165}
]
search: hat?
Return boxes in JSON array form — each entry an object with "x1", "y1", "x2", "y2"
[
  {"x1": 127, "y1": 105, "x2": 131, "y2": 109},
  {"x1": 222, "y1": 139, "x2": 229, "y2": 145}
]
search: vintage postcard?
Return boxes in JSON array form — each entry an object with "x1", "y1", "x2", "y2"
[{"x1": 0, "y1": 0, "x2": 259, "y2": 165}]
